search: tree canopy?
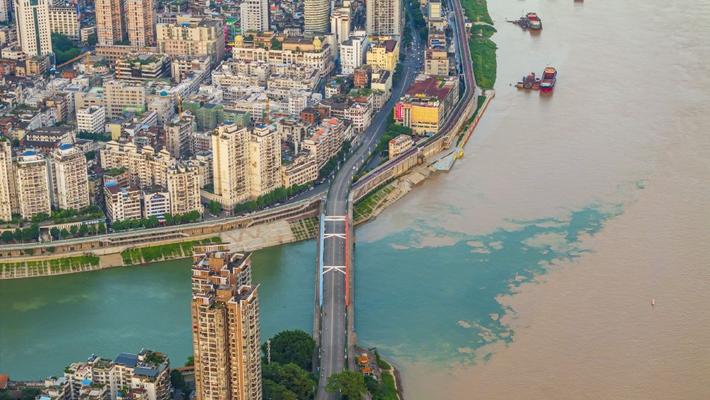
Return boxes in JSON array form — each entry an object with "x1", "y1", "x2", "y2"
[
  {"x1": 326, "y1": 371, "x2": 367, "y2": 400},
  {"x1": 262, "y1": 362, "x2": 314, "y2": 400},
  {"x1": 262, "y1": 329, "x2": 315, "y2": 371}
]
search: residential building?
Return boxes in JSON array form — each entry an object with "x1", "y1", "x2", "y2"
[
  {"x1": 165, "y1": 117, "x2": 193, "y2": 159},
  {"x1": 240, "y1": 0, "x2": 269, "y2": 33},
  {"x1": 302, "y1": 117, "x2": 350, "y2": 169},
  {"x1": 424, "y1": 47, "x2": 449, "y2": 76},
  {"x1": 77, "y1": 106, "x2": 107, "y2": 134},
  {"x1": 14, "y1": 0, "x2": 52, "y2": 57},
  {"x1": 104, "y1": 183, "x2": 141, "y2": 221},
  {"x1": 428, "y1": 0, "x2": 442, "y2": 19},
  {"x1": 125, "y1": 0, "x2": 155, "y2": 47},
  {"x1": 156, "y1": 16, "x2": 225, "y2": 65},
  {"x1": 103, "y1": 80, "x2": 146, "y2": 118},
  {"x1": 304, "y1": 0, "x2": 329, "y2": 35},
  {"x1": 366, "y1": 39, "x2": 399, "y2": 71},
  {"x1": 282, "y1": 154, "x2": 318, "y2": 188},
  {"x1": 95, "y1": 0, "x2": 125, "y2": 46},
  {"x1": 37, "y1": 377, "x2": 70, "y2": 400},
  {"x1": 100, "y1": 141, "x2": 174, "y2": 188},
  {"x1": 0, "y1": 138, "x2": 15, "y2": 221},
  {"x1": 394, "y1": 74, "x2": 460, "y2": 134},
  {"x1": 330, "y1": 7, "x2": 351, "y2": 44},
  {"x1": 388, "y1": 133, "x2": 413, "y2": 159},
  {"x1": 211, "y1": 123, "x2": 249, "y2": 207},
  {"x1": 63, "y1": 349, "x2": 171, "y2": 400},
  {"x1": 247, "y1": 124, "x2": 282, "y2": 198},
  {"x1": 48, "y1": 5, "x2": 79, "y2": 41},
  {"x1": 232, "y1": 35, "x2": 332, "y2": 74},
  {"x1": 191, "y1": 244, "x2": 262, "y2": 400},
  {"x1": 0, "y1": 0, "x2": 10, "y2": 23},
  {"x1": 371, "y1": 69, "x2": 392, "y2": 109},
  {"x1": 142, "y1": 188, "x2": 170, "y2": 219},
  {"x1": 115, "y1": 54, "x2": 170, "y2": 81},
  {"x1": 50, "y1": 143, "x2": 90, "y2": 211},
  {"x1": 166, "y1": 162, "x2": 203, "y2": 215},
  {"x1": 366, "y1": 0, "x2": 401, "y2": 36},
  {"x1": 339, "y1": 31, "x2": 368, "y2": 74},
  {"x1": 15, "y1": 149, "x2": 51, "y2": 219}
]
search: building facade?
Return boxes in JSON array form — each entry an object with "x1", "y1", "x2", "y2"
[
  {"x1": 166, "y1": 163, "x2": 203, "y2": 215},
  {"x1": 303, "y1": 0, "x2": 329, "y2": 35},
  {"x1": 156, "y1": 16, "x2": 225, "y2": 65},
  {"x1": 191, "y1": 244, "x2": 262, "y2": 400},
  {"x1": 51, "y1": 144, "x2": 90, "y2": 211},
  {"x1": 240, "y1": 0, "x2": 268, "y2": 33},
  {"x1": 14, "y1": 0, "x2": 52, "y2": 57},
  {"x1": 125, "y1": 0, "x2": 155, "y2": 47},
  {"x1": 15, "y1": 149, "x2": 51, "y2": 219},
  {"x1": 0, "y1": 139, "x2": 15, "y2": 221},
  {"x1": 77, "y1": 106, "x2": 107, "y2": 134},
  {"x1": 48, "y1": 5, "x2": 79, "y2": 41},
  {"x1": 366, "y1": 0, "x2": 402, "y2": 36},
  {"x1": 247, "y1": 124, "x2": 281, "y2": 198},
  {"x1": 95, "y1": 0, "x2": 125, "y2": 46}
]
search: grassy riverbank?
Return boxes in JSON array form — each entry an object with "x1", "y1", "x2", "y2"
[
  {"x1": 0, "y1": 255, "x2": 100, "y2": 278},
  {"x1": 120, "y1": 237, "x2": 221, "y2": 265},
  {"x1": 462, "y1": 0, "x2": 498, "y2": 90}
]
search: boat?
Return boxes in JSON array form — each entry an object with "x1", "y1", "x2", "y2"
[
  {"x1": 526, "y1": 12, "x2": 542, "y2": 30},
  {"x1": 540, "y1": 67, "x2": 557, "y2": 92},
  {"x1": 516, "y1": 72, "x2": 541, "y2": 89}
]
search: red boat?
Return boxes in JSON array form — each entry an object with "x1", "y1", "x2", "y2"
[{"x1": 540, "y1": 67, "x2": 557, "y2": 92}]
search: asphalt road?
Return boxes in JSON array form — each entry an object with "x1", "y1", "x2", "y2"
[{"x1": 315, "y1": 9, "x2": 425, "y2": 400}]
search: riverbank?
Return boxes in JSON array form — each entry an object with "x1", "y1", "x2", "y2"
[
  {"x1": 462, "y1": 0, "x2": 497, "y2": 89},
  {"x1": 0, "y1": 217, "x2": 319, "y2": 279}
]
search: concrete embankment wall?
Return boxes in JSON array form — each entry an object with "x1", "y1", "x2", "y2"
[{"x1": 0, "y1": 208, "x2": 321, "y2": 280}]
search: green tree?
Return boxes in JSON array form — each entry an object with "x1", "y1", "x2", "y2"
[
  {"x1": 50, "y1": 227, "x2": 60, "y2": 240},
  {"x1": 70, "y1": 225, "x2": 79, "y2": 236},
  {"x1": 326, "y1": 371, "x2": 366, "y2": 400},
  {"x1": 1, "y1": 230, "x2": 13, "y2": 242},
  {"x1": 262, "y1": 379, "x2": 298, "y2": 400},
  {"x1": 262, "y1": 363, "x2": 315, "y2": 400},
  {"x1": 60, "y1": 228, "x2": 70, "y2": 239},
  {"x1": 98, "y1": 222, "x2": 106, "y2": 234},
  {"x1": 262, "y1": 330, "x2": 316, "y2": 370},
  {"x1": 207, "y1": 200, "x2": 222, "y2": 215},
  {"x1": 79, "y1": 224, "x2": 89, "y2": 236}
]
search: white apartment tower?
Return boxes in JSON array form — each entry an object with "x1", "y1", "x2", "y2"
[
  {"x1": 211, "y1": 124, "x2": 250, "y2": 207},
  {"x1": 15, "y1": 150, "x2": 51, "y2": 219},
  {"x1": 366, "y1": 0, "x2": 402, "y2": 36},
  {"x1": 304, "y1": 0, "x2": 329, "y2": 35},
  {"x1": 247, "y1": 125, "x2": 282, "y2": 198},
  {"x1": 339, "y1": 31, "x2": 368, "y2": 74},
  {"x1": 50, "y1": 144, "x2": 90, "y2": 211},
  {"x1": 240, "y1": 0, "x2": 268, "y2": 33},
  {"x1": 0, "y1": 139, "x2": 15, "y2": 221},
  {"x1": 77, "y1": 106, "x2": 106, "y2": 134},
  {"x1": 330, "y1": 7, "x2": 351, "y2": 44},
  {"x1": 14, "y1": 0, "x2": 52, "y2": 57}
]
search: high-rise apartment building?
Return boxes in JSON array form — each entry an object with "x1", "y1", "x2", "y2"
[
  {"x1": 247, "y1": 124, "x2": 282, "y2": 198},
  {"x1": 156, "y1": 16, "x2": 225, "y2": 65},
  {"x1": 103, "y1": 79, "x2": 147, "y2": 118},
  {"x1": 48, "y1": 5, "x2": 79, "y2": 40},
  {"x1": 166, "y1": 163, "x2": 203, "y2": 215},
  {"x1": 125, "y1": 0, "x2": 155, "y2": 47},
  {"x1": 15, "y1": 149, "x2": 51, "y2": 219},
  {"x1": 240, "y1": 0, "x2": 268, "y2": 33},
  {"x1": 304, "y1": 0, "x2": 329, "y2": 35},
  {"x1": 50, "y1": 144, "x2": 90, "y2": 211},
  {"x1": 0, "y1": 0, "x2": 11, "y2": 23},
  {"x1": 165, "y1": 117, "x2": 193, "y2": 159},
  {"x1": 0, "y1": 138, "x2": 15, "y2": 221},
  {"x1": 100, "y1": 141, "x2": 174, "y2": 189},
  {"x1": 77, "y1": 105, "x2": 107, "y2": 134},
  {"x1": 211, "y1": 124, "x2": 249, "y2": 207},
  {"x1": 366, "y1": 0, "x2": 402, "y2": 36},
  {"x1": 95, "y1": 0, "x2": 125, "y2": 46},
  {"x1": 14, "y1": 0, "x2": 52, "y2": 57},
  {"x1": 191, "y1": 244, "x2": 262, "y2": 400},
  {"x1": 330, "y1": 7, "x2": 351, "y2": 44},
  {"x1": 339, "y1": 31, "x2": 368, "y2": 74}
]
